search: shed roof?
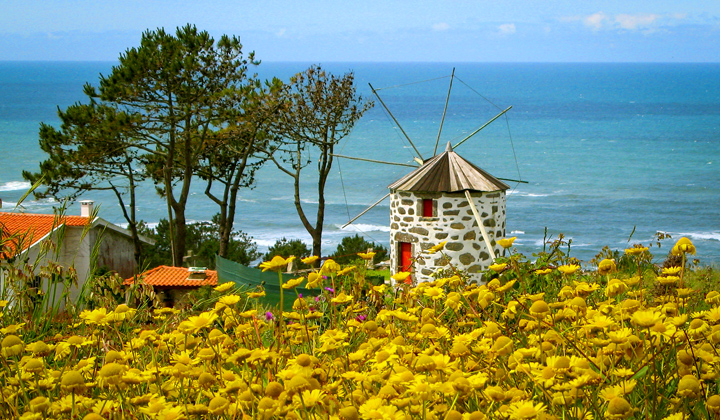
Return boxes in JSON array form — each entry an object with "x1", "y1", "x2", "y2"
[
  {"x1": 388, "y1": 142, "x2": 510, "y2": 193},
  {"x1": 0, "y1": 213, "x2": 91, "y2": 259},
  {"x1": 124, "y1": 265, "x2": 218, "y2": 288}
]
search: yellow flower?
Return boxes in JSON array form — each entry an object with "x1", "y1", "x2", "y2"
[
  {"x1": 60, "y1": 370, "x2": 87, "y2": 394},
  {"x1": 98, "y1": 362, "x2": 126, "y2": 386},
  {"x1": 306, "y1": 272, "x2": 323, "y2": 288},
  {"x1": 247, "y1": 289, "x2": 266, "y2": 299},
  {"x1": 79, "y1": 308, "x2": 109, "y2": 326},
  {"x1": 320, "y1": 259, "x2": 341, "y2": 275},
  {"x1": 293, "y1": 389, "x2": 324, "y2": 409},
  {"x1": 357, "y1": 252, "x2": 376, "y2": 260},
  {"x1": 1, "y1": 334, "x2": 24, "y2": 358},
  {"x1": 558, "y1": 264, "x2": 580, "y2": 275},
  {"x1": 427, "y1": 242, "x2": 447, "y2": 254},
  {"x1": 489, "y1": 263, "x2": 507, "y2": 273},
  {"x1": 606, "y1": 279, "x2": 628, "y2": 298},
  {"x1": 508, "y1": 400, "x2": 546, "y2": 419},
  {"x1": 260, "y1": 255, "x2": 295, "y2": 272},
  {"x1": 391, "y1": 271, "x2": 412, "y2": 284},
  {"x1": 706, "y1": 395, "x2": 720, "y2": 414},
  {"x1": 677, "y1": 375, "x2": 702, "y2": 398},
  {"x1": 631, "y1": 310, "x2": 662, "y2": 328},
  {"x1": 497, "y1": 237, "x2": 517, "y2": 249},
  {"x1": 217, "y1": 294, "x2": 241, "y2": 307},
  {"x1": 598, "y1": 258, "x2": 617, "y2": 275},
  {"x1": 672, "y1": 237, "x2": 696, "y2": 256},
  {"x1": 491, "y1": 336, "x2": 514, "y2": 356},
  {"x1": 372, "y1": 284, "x2": 387, "y2": 293},
  {"x1": 535, "y1": 268, "x2": 552, "y2": 275},
  {"x1": 302, "y1": 255, "x2": 319, "y2": 265},
  {"x1": 337, "y1": 266, "x2": 356, "y2": 276},
  {"x1": 282, "y1": 277, "x2": 305, "y2": 289},
  {"x1": 214, "y1": 282, "x2": 234, "y2": 293},
  {"x1": 184, "y1": 312, "x2": 218, "y2": 333},
  {"x1": 605, "y1": 396, "x2": 632, "y2": 419},
  {"x1": 359, "y1": 398, "x2": 403, "y2": 420},
  {"x1": 624, "y1": 276, "x2": 641, "y2": 287},
  {"x1": 27, "y1": 396, "x2": 50, "y2": 414},
  {"x1": 423, "y1": 287, "x2": 445, "y2": 301},
  {"x1": 662, "y1": 266, "x2": 683, "y2": 275},
  {"x1": 529, "y1": 300, "x2": 550, "y2": 318},
  {"x1": 208, "y1": 396, "x2": 230, "y2": 415},
  {"x1": 330, "y1": 292, "x2": 353, "y2": 304},
  {"x1": 624, "y1": 246, "x2": 648, "y2": 256},
  {"x1": 657, "y1": 276, "x2": 680, "y2": 285}
]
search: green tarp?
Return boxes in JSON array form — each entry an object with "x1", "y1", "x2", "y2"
[{"x1": 215, "y1": 255, "x2": 319, "y2": 311}]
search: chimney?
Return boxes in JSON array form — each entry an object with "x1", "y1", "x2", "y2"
[{"x1": 80, "y1": 200, "x2": 94, "y2": 218}]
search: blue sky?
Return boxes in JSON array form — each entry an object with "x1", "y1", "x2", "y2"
[{"x1": 1, "y1": 0, "x2": 718, "y2": 62}]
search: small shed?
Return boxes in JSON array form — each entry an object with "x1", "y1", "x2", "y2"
[
  {"x1": 388, "y1": 142, "x2": 509, "y2": 283},
  {"x1": 124, "y1": 266, "x2": 218, "y2": 307}
]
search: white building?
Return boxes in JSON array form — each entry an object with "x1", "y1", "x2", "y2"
[
  {"x1": 388, "y1": 143, "x2": 509, "y2": 283},
  {"x1": 0, "y1": 201, "x2": 151, "y2": 308}
]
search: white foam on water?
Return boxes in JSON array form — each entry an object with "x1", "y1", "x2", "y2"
[
  {"x1": 338, "y1": 223, "x2": 391, "y2": 233},
  {"x1": 675, "y1": 231, "x2": 720, "y2": 242},
  {"x1": 0, "y1": 181, "x2": 31, "y2": 192},
  {"x1": 505, "y1": 190, "x2": 549, "y2": 198},
  {"x1": 510, "y1": 230, "x2": 525, "y2": 235}
]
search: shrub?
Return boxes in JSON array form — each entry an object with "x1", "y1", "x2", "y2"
[
  {"x1": 264, "y1": 237, "x2": 311, "y2": 262},
  {"x1": 331, "y1": 234, "x2": 388, "y2": 265}
]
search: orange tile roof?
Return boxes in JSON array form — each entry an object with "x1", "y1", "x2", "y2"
[
  {"x1": 0, "y1": 213, "x2": 92, "y2": 259},
  {"x1": 124, "y1": 265, "x2": 218, "y2": 288}
]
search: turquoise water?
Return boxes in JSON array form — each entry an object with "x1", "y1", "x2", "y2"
[{"x1": 1, "y1": 61, "x2": 719, "y2": 265}]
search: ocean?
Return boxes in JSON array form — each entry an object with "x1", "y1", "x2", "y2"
[{"x1": 1, "y1": 61, "x2": 719, "y2": 266}]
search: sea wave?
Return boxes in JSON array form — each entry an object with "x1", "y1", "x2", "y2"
[
  {"x1": 338, "y1": 223, "x2": 391, "y2": 233},
  {"x1": 0, "y1": 181, "x2": 31, "y2": 192},
  {"x1": 506, "y1": 190, "x2": 549, "y2": 198},
  {"x1": 675, "y1": 231, "x2": 720, "y2": 242}
]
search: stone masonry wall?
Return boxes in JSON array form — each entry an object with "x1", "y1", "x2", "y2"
[{"x1": 389, "y1": 190, "x2": 506, "y2": 284}]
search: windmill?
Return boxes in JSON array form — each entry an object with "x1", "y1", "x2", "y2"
[{"x1": 335, "y1": 69, "x2": 525, "y2": 283}]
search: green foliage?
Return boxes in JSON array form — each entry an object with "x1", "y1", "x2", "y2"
[
  {"x1": 331, "y1": 234, "x2": 388, "y2": 265},
  {"x1": 139, "y1": 214, "x2": 260, "y2": 269},
  {"x1": 264, "y1": 238, "x2": 311, "y2": 267}
]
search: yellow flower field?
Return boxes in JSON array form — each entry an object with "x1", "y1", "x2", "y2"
[{"x1": 1, "y1": 237, "x2": 719, "y2": 419}]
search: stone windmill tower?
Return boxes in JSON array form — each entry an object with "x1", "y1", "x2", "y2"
[
  {"x1": 388, "y1": 142, "x2": 509, "y2": 283},
  {"x1": 337, "y1": 69, "x2": 523, "y2": 284}
]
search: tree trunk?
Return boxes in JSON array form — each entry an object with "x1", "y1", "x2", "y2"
[{"x1": 172, "y1": 210, "x2": 187, "y2": 267}]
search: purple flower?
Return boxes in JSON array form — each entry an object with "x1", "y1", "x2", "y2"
[
  {"x1": 265, "y1": 311, "x2": 275, "y2": 321},
  {"x1": 355, "y1": 314, "x2": 367, "y2": 322},
  {"x1": 325, "y1": 287, "x2": 335, "y2": 294}
]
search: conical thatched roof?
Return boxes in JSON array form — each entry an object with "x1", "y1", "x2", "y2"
[{"x1": 388, "y1": 142, "x2": 509, "y2": 193}]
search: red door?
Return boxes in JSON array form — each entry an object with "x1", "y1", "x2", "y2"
[{"x1": 400, "y1": 242, "x2": 412, "y2": 272}]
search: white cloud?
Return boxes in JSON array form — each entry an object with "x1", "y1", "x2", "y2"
[
  {"x1": 275, "y1": 28, "x2": 286, "y2": 37},
  {"x1": 615, "y1": 14, "x2": 660, "y2": 30},
  {"x1": 572, "y1": 12, "x2": 682, "y2": 33},
  {"x1": 432, "y1": 22, "x2": 450, "y2": 31},
  {"x1": 583, "y1": 12, "x2": 608, "y2": 30},
  {"x1": 498, "y1": 23, "x2": 516, "y2": 35}
]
